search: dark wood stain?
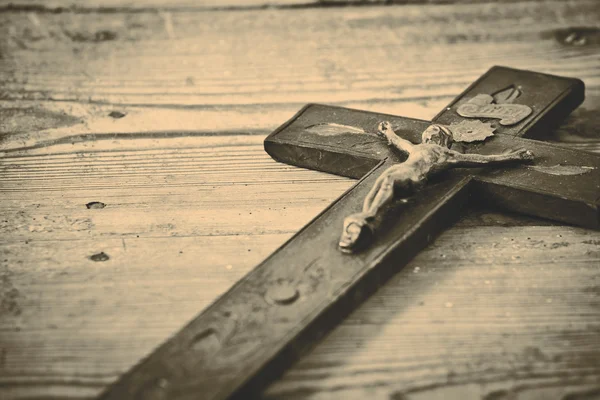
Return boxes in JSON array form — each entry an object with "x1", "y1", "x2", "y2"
[{"x1": 0, "y1": 108, "x2": 81, "y2": 139}]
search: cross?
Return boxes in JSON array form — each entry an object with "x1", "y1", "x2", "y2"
[{"x1": 100, "y1": 66, "x2": 599, "y2": 400}]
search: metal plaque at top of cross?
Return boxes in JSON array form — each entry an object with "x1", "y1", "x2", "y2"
[{"x1": 100, "y1": 66, "x2": 599, "y2": 400}]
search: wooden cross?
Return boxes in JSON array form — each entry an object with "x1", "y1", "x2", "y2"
[{"x1": 100, "y1": 67, "x2": 599, "y2": 400}]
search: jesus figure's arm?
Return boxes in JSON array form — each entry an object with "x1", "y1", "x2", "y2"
[
  {"x1": 376, "y1": 121, "x2": 416, "y2": 154},
  {"x1": 448, "y1": 148, "x2": 534, "y2": 167}
]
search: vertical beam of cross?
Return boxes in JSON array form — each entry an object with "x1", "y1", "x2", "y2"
[{"x1": 100, "y1": 67, "x2": 596, "y2": 400}]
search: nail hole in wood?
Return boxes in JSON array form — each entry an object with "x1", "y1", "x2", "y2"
[
  {"x1": 109, "y1": 111, "x2": 126, "y2": 119},
  {"x1": 89, "y1": 252, "x2": 109, "y2": 262},
  {"x1": 190, "y1": 328, "x2": 221, "y2": 354},
  {"x1": 86, "y1": 201, "x2": 106, "y2": 209}
]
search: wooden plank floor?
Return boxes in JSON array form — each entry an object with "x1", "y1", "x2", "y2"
[{"x1": 1, "y1": 1, "x2": 599, "y2": 399}]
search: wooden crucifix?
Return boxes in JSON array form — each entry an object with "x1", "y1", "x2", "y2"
[{"x1": 100, "y1": 67, "x2": 599, "y2": 400}]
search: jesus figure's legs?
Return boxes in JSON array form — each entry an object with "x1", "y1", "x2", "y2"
[{"x1": 339, "y1": 168, "x2": 419, "y2": 252}]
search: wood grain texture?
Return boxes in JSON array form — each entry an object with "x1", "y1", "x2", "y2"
[
  {"x1": 1, "y1": 1, "x2": 600, "y2": 399},
  {"x1": 0, "y1": 1, "x2": 598, "y2": 150},
  {"x1": 0, "y1": 0, "x2": 557, "y2": 12}
]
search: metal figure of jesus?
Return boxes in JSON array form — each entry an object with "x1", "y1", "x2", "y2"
[{"x1": 339, "y1": 121, "x2": 535, "y2": 252}]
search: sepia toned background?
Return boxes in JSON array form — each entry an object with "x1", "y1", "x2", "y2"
[{"x1": 1, "y1": 0, "x2": 599, "y2": 399}]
